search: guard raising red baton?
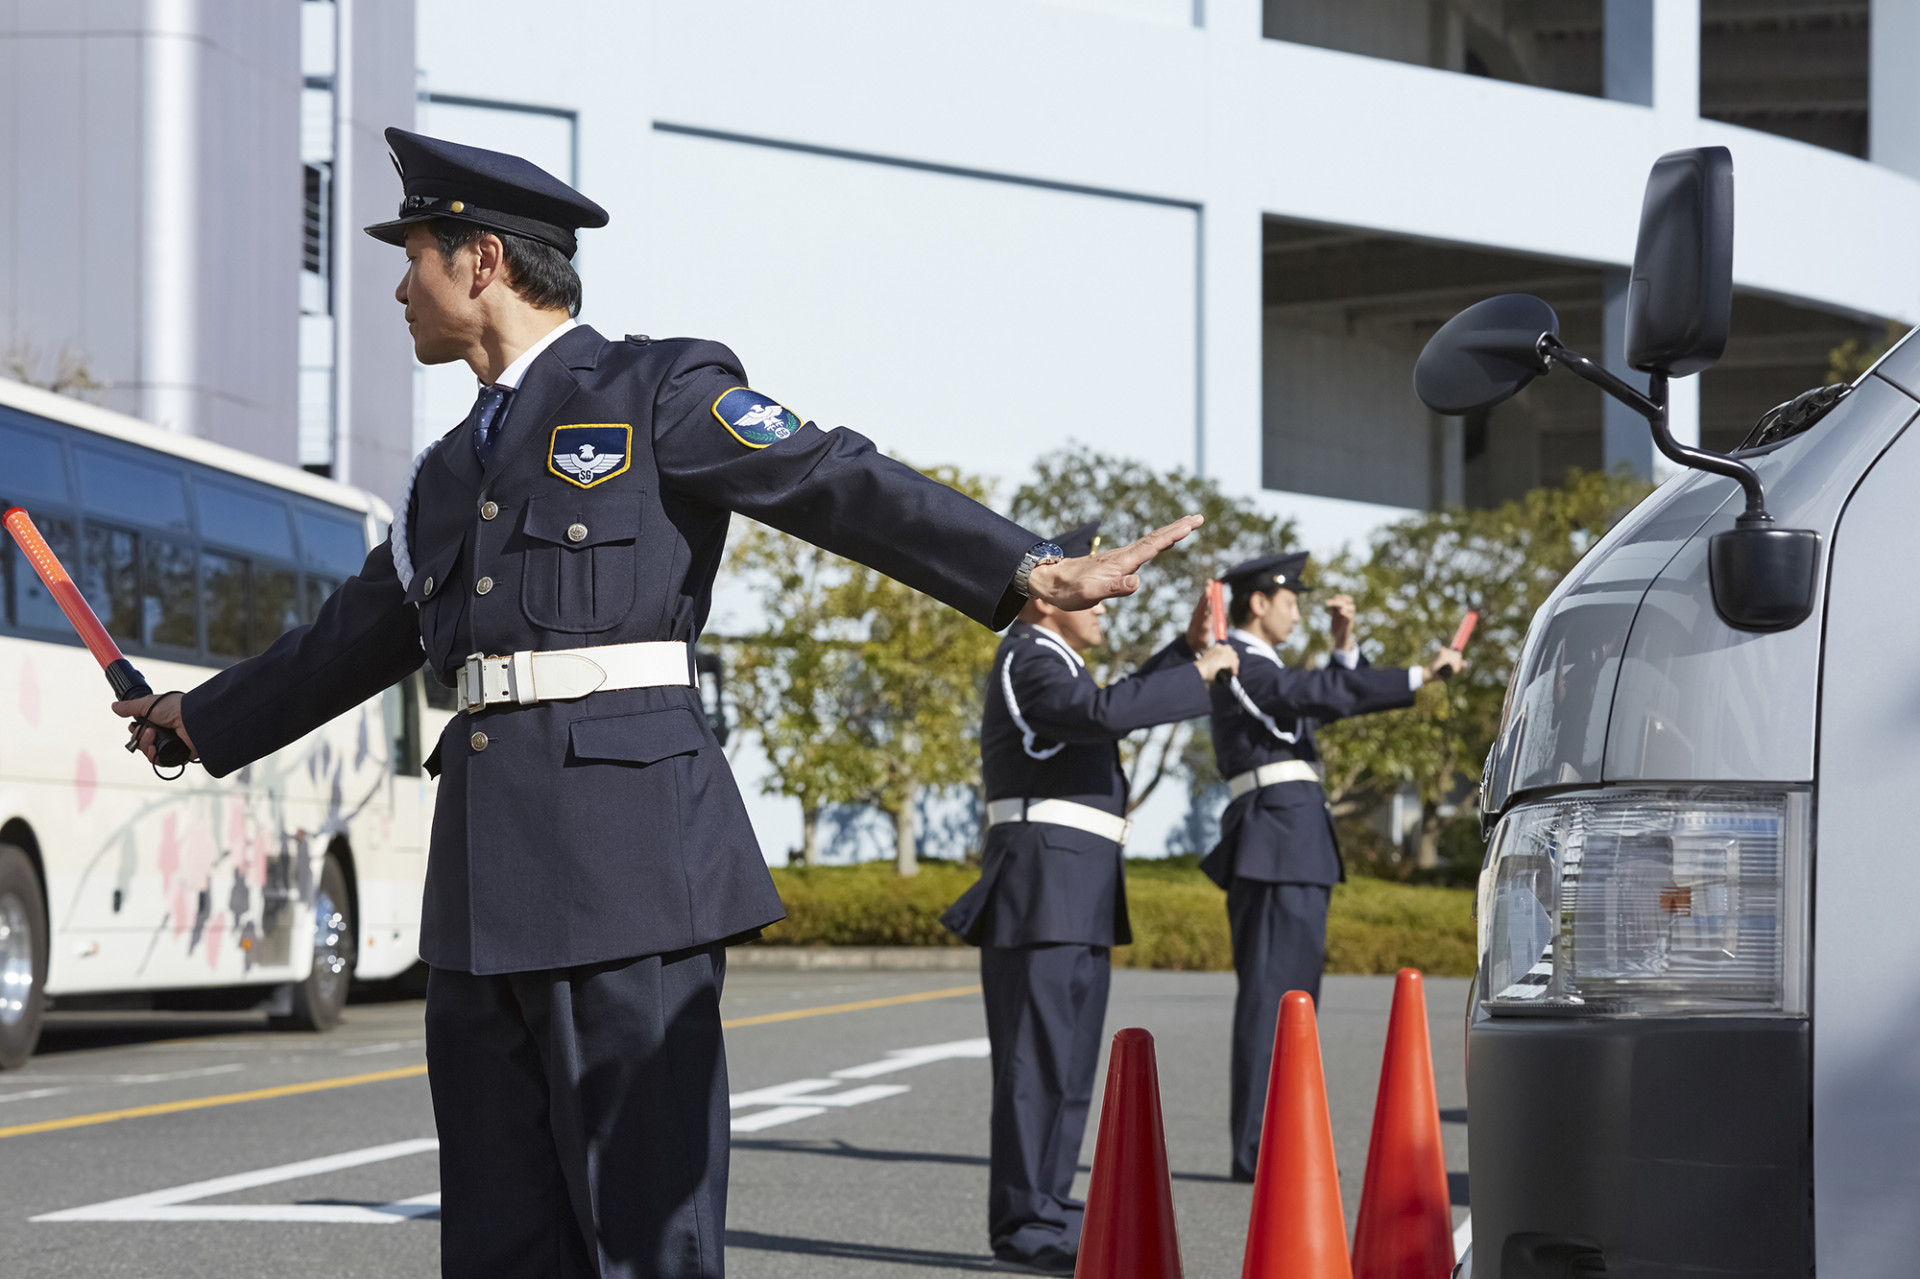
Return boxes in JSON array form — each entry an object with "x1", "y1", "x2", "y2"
[{"x1": 2, "y1": 507, "x2": 192, "y2": 774}]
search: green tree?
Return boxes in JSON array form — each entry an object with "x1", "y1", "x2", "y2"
[
  {"x1": 726, "y1": 464, "x2": 1002, "y2": 874},
  {"x1": 1828, "y1": 321, "x2": 1911, "y2": 384},
  {"x1": 1316, "y1": 467, "x2": 1654, "y2": 873},
  {"x1": 1011, "y1": 446, "x2": 1296, "y2": 812}
]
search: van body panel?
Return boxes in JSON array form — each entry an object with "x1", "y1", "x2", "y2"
[
  {"x1": 1484, "y1": 474, "x2": 1725, "y2": 813},
  {"x1": 1605, "y1": 376, "x2": 1919, "y2": 786},
  {"x1": 1812, "y1": 399, "x2": 1920, "y2": 1273}
]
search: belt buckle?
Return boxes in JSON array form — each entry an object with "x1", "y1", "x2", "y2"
[{"x1": 461, "y1": 653, "x2": 485, "y2": 711}]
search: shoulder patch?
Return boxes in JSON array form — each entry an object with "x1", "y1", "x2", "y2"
[
  {"x1": 713, "y1": 387, "x2": 802, "y2": 449},
  {"x1": 549, "y1": 424, "x2": 632, "y2": 488}
]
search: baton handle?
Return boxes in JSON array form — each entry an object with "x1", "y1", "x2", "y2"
[{"x1": 104, "y1": 659, "x2": 192, "y2": 770}]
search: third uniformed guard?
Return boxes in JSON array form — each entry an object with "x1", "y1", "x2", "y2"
[
  {"x1": 115, "y1": 130, "x2": 1210, "y2": 1278},
  {"x1": 942, "y1": 521, "x2": 1239, "y2": 1275},
  {"x1": 1202, "y1": 551, "x2": 1462, "y2": 1182}
]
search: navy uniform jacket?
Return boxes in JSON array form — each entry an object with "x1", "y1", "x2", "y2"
[
  {"x1": 942, "y1": 622, "x2": 1211, "y2": 948},
  {"x1": 181, "y1": 326, "x2": 1037, "y2": 974},
  {"x1": 1201, "y1": 631, "x2": 1416, "y2": 889}
]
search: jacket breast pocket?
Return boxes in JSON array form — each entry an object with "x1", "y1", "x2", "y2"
[
  {"x1": 520, "y1": 497, "x2": 640, "y2": 634},
  {"x1": 568, "y1": 706, "x2": 707, "y2": 766}
]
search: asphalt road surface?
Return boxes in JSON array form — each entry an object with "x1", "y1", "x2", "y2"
[{"x1": 0, "y1": 965, "x2": 1469, "y2": 1277}]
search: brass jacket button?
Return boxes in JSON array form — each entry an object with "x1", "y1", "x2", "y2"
[
  {"x1": 480, "y1": 500, "x2": 499, "y2": 520},
  {"x1": 470, "y1": 731, "x2": 488, "y2": 752},
  {"x1": 475, "y1": 576, "x2": 494, "y2": 595},
  {"x1": 422, "y1": 576, "x2": 435, "y2": 597},
  {"x1": 566, "y1": 523, "x2": 588, "y2": 543}
]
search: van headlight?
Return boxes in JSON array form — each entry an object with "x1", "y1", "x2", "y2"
[{"x1": 1477, "y1": 788, "x2": 1810, "y2": 1017}]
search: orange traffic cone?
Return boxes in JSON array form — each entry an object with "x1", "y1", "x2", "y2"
[
  {"x1": 1351, "y1": 969, "x2": 1455, "y2": 1279},
  {"x1": 1077, "y1": 1028, "x2": 1183, "y2": 1278},
  {"x1": 1241, "y1": 991, "x2": 1351, "y2": 1279}
]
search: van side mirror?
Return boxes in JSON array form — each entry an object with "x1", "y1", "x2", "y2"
[
  {"x1": 1627, "y1": 146, "x2": 1734, "y2": 377},
  {"x1": 1413, "y1": 294, "x2": 1560, "y2": 415},
  {"x1": 1413, "y1": 146, "x2": 1820, "y2": 633}
]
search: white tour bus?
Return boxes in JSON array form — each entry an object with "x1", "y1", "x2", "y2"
[{"x1": 0, "y1": 376, "x2": 452, "y2": 1068}]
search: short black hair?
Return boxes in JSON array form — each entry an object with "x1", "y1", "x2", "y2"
[
  {"x1": 429, "y1": 220, "x2": 582, "y2": 317},
  {"x1": 1228, "y1": 584, "x2": 1282, "y2": 627}
]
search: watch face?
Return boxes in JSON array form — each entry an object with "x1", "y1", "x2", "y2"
[{"x1": 1034, "y1": 542, "x2": 1065, "y2": 560}]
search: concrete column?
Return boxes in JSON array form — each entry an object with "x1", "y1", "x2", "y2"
[
  {"x1": 1198, "y1": 0, "x2": 1264, "y2": 494},
  {"x1": 1651, "y1": 0, "x2": 1700, "y2": 118},
  {"x1": 1603, "y1": 0, "x2": 1653, "y2": 106},
  {"x1": 140, "y1": 0, "x2": 201, "y2": 437},
  {"x1": 1871, "y1": 0, "x2": 1920, "y2": 181},
  {"x1": 1657, "y1": 373, "x2": 1701, "y2": 484}
]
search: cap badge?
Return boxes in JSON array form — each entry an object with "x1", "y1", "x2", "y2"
[
  {"x1": 712, "y1": 387, "x2": 801, "y2": 449},
  {"x1": 548, "y1": 424, "x2": 632, "y2": 489}
]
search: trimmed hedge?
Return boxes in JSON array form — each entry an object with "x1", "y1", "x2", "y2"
[{"x1": 761, "y1": 860, "x2": 1474, "y2": 976}]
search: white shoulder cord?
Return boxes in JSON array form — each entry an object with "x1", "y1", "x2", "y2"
[
  {"x1": 1002, "y1": 636, "x2": 1078, "y2": 760},
  {"x1": 389, "y1": 444, "x2": 433, "y2": 591},
  {"x1": 1228, "y1": 673, "x2": 1299, "y2": 744}
]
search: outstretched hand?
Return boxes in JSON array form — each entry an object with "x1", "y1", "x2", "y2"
[
  {"x1": 111, "y1": 692, "x2": 196, "y2": 764},
  {"x1": 1025, "y1": 516, "x2": 1204, "y2": 611}
]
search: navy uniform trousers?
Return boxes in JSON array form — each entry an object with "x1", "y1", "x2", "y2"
[
  {"x1": 179, "y1": 326, "x2": 1040, "y2": 1277},
  {"x1": 943, "y1": 622, "x2": 1212, "y2": 1257},
  {"x1": 1200, "y1": 632, "x2": 1418, "y2": 1180}
]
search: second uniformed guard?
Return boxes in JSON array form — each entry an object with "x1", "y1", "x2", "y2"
[
  {"x1": 114, "y1": 130, "x2": 1210, "y2": 1279},
  {"x1": 1202, "y1": 551, "x2": 1462, "y2": 1182},
  {"x1": 942, "y1": 521, "x2": 1239, "y2": 1275}
]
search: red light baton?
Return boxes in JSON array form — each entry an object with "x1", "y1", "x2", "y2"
[
  {"x1": 1450, "y1": 610, "x2": 1479, "y2": 652},
  {"x1": 4, "y1": 507, "x2": 192, "y2": 772},
  {"x1": 1206, "y1": 579, "x2": 1228, "y2": 643}
]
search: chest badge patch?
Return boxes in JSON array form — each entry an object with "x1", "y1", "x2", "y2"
[
  {"x1": 713, "y1": 387, "x2": 802, "y2": 449},
  {"x1": 549, "y1": 424, "x2": 632, "y2": 488}
]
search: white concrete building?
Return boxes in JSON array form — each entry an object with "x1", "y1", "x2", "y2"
[{"x1": 5, "y1": 0, "x2": 1912, "y2": 859}]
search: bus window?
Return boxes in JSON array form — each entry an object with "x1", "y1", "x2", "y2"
[
  {"x1": 0, "y1": 416, "x2": 71, "y2": 503},
  {"x1": 202, "y1": 551, "x2": 250, "y2": 658},
  {"x1": 196, "y1": 477, "x2": 295, "y2": 561},
  {"x1": 81, "y1": 524, "x2": 141, "y2": 642},
  {"x1": 304, "y1": 575, "x2": 340, "y2": 623},
  {"x1": 297, "y1": 508, "x2": 369, "y2": 579},
  {"x1": 6, "y1": 512, "x2": 76, "y2": 631},
  {"x1": 255, "y1": 565, "x2": 300, "y2": 651},
  {"x1": 141, "y1": 537, "x2": 196, "y2": 650},
  {"x1": 75, "y1": 447, "x2": 190, "y2": 531}
]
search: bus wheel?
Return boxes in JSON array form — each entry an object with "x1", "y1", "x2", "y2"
[
  {"x1": 273, "y1": 853, "x2": 354, "y2": 1033},
  {"x1": 0, "y1": 845, "x2": 48, "y2": 1070}
]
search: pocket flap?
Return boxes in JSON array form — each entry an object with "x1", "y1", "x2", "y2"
[
  {"x1": 569, "y1": 706, "x2": 706, "y2": 764},
  {"x1": 525, "y1": 498, "x2": 641, "y2": 548},
  {"x1": 403, "y1": 539, "x2": 464, "y2": 605}
]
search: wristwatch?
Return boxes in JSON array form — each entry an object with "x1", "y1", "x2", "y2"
[{"x1": 1012, "y1": 541, "x2": 1066, "y2": 599}]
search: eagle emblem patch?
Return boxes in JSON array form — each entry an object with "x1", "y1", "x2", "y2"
[
  {"x1": 713, "y1": 387, "x2": 802, "y2": 449},
  {"x1": 548, "y1": 424, "x2": 632, "y2": 489}
]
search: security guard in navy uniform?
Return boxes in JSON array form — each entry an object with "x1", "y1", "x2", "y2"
[
  {"x1": 942, "y1": 521, "x2": 1239, "y2": 1275},
  {"x1": 1202, "y1": 551, "x2": 1462, "y2": 1182},
  {"x1": 115, "y1": 130, "x2": 1212, "y2": 1279}
]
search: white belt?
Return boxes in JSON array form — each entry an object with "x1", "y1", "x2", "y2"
[
  {"x1": 1227, "y1": 760, "x2": 1325, "y2": 799},
  {"x1": 457, "y1": 641, "x2": 693, "y2": 713},
  {"x1": 986, "y1": 797, "x2": 1131, "y2": 845}
]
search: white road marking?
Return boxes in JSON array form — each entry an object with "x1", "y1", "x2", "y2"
[
  {"x1": 0, "y1": 1088, "x2": 70, "y2": 1105},
  {"x1": 340, "y1": 1040, "x2": 421, "y2": 1057},
  {"x1": 34, "y1": 1138, "x2": 442, "y2": 1224},
  {"x1": 1454, "y1": 1213, "x2": 1472, "y2": 1255},
  {"x1": 107, "y1": 1063, "x2": 246, "y2": 1085},
  {"x1": 727, "y1": 1037, "x2": 990, "y2": 1134}
]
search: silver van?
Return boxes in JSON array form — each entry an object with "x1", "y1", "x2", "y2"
[{"x1": 1417, "y1": 148, "x2": 1918, "y2": 1277}]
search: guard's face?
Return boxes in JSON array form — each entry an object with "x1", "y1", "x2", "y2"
[
  {"x1": 396, "y1": 224, "x2": 481, "y2": 365},
  {"x1": 1257, "y1": 587, "x2": 1301, "y2": 643},
  {"x1": 1055, "y1": 601, "x2": 1105, "y2": 652}
]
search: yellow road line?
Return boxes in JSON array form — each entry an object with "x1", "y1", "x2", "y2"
[
  {"x1": 0, "y1": 982, "x2": 982, "y2": 1140},
  {"x1": 0, "y1": 1065, "x2": 428, "y2": 1140},
  {"x1": 719, "y1": 983, "x2": 981, "y2": 1028}
]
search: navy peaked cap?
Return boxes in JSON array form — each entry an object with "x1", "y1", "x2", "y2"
[
  {"x1": 1053, "y1": 520, "x2": 1101, "y2": 560},
  {"x1": 1222, "y1": 550, "x2": 1313, "y2": 594},
  {"x1": 363, "y1": 127, "x2": 608, "y2": 257}
]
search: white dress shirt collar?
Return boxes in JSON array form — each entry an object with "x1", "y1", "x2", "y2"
[
  {"x1": 1028, "y1": 622, "x2": 1087, "y2": 668},
  {"x1": 1228, "y1": 626, "x2": 1284, "y2": 667},
  {"x1": 487, "y1": 317, "x2": 577, "y2": 392}
]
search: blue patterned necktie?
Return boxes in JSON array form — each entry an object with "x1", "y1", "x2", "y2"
[{"x1": 470, "y1": 384, "x2": 511, "y2": 466}]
